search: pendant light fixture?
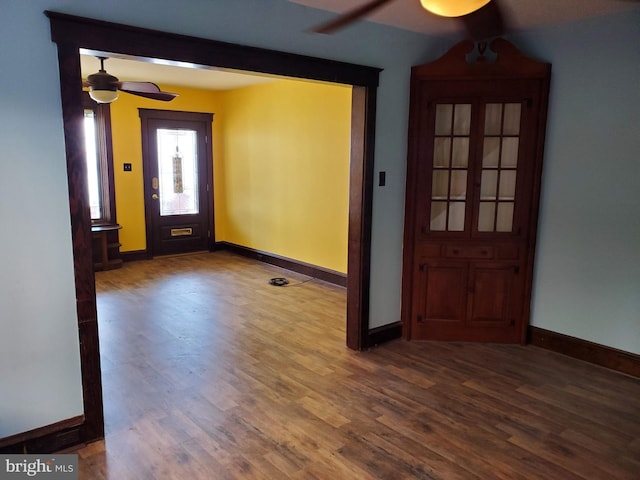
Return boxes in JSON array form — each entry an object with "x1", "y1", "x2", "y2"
[
  {"x1": 89, "y1": 89, "x2": 119, "y2": 104},
  {"x1": 419, "y1": 0, "x2": 491, "y2": 17}
]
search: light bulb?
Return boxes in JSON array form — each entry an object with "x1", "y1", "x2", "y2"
[{"x1": 419, "y1": 0, "x2": 491, "y2": 17}]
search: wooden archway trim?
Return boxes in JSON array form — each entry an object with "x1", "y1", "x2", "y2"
[{"x1": 45, "y1": 10, "x2": 380, "y2": 446}]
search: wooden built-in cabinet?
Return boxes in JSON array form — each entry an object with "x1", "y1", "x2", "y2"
[{"x1": 402, "y1": 39, "x2": 551, "y2": 343}]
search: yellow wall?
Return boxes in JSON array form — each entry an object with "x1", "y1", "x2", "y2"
[
  {"x1": 220, "y1": 80, "x2": 351, "y2": 273},
  {"x1": 110, "y1": 79, "x2": 351, "y2": 273}
]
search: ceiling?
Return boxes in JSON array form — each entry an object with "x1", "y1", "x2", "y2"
[
  {"x1": 80, "y1": 0, "x2": 638, "y2": 91},
  {"x1": 80, "y1": 54, "x2": 278, "y2": 91},
  {"x1": 291, "y1": 0, "x2": 640, "y2": 35}
]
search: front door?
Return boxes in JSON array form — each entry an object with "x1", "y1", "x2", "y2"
[{"x1": 140, "y1": 110, "x2": 214, "y2": 256}]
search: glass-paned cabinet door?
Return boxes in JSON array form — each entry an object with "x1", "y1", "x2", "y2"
[
  {"x1": 478, "y1": 102, "x2": 521, "y2": 233},
  {"x1": 429, "y1": 103, "x2": 471, "y2": 232}
]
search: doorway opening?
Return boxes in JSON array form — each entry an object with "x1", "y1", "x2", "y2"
[{"x1": 47, "y1": 11, "x2": 380, "y2": 445}]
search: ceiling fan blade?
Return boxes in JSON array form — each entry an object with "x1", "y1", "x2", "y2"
[
  {"x1": 119, "y1": 89, "x2": 179, "y2": 102},
  {"x1": 461, "y1": 0, "x2": 506, "y2": 40},
  {"x1": 117, "y1": 81, "x2": 178, "y2": 101},
  {"x1": 117, "y1": 81, "x2": 163, "y2": 93},
  {"x1": 312, "y1": 0, "x2": 395, "y2": 34}
]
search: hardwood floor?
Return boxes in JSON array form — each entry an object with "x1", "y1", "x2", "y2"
[{"x1": 72, "y1": 251, "x2": 640, "y2": 479}]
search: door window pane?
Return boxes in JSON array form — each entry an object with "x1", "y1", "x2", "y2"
[
  {"x1": 482, "y1": 137, "x2": 500, "y2": 168},
  {"x1": 478, "y1": 203, "x2": 495, "y2": 232},
  {"x1": 503, "y1": 103, "x2": 522, "y2": 135},
  {"x1": 484, "y1": 103, "x2": 502, "y2": 135},
  {"x1": 451, "y1": 137, "x2": 469, "y2": 168},
  {"x1": 450, "y1": 171, "x2": 467, "y2": 200},
  {"x1": 435, "y1": 104, "x2": 453, "y2": 135},
  {"x1": 432, "y1": 171, "x2": 449, "y2": 199},
  {"x1": 501, "y1": 137, "x2": 519, "y2": 167},
  {"x1": 453, "y1": 104, "x2": 471, "y2": 135},
  {"x1": 448, "y1": 202, "x2": 465, "y2": 231},
  {"x1": 480, "y1": 170, "x2": 498, "y2": 200},
  {"x1": 496, "y1": 202, "x2": 514, "y2": 232},
  {"x1": 430, "y1": 201, "x2": 447, "y2": 231},
  {"x1": 433, "y1": 137, "x2": 451, "y2": 167},
  {"x1": 499, "y1": 170, "x2": 517, "y2": 200},
  {"x1": 157, "y1": 129, "x2": 199, "y2": 216}
]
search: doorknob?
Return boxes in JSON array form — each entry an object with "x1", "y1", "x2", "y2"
[{"x1": 152, "y1": 194, "x2": 159, "y2": 200}]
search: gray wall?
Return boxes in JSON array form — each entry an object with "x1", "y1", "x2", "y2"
[{"x1": 511, "y1": 13, "x2": 640, "y2": 354}]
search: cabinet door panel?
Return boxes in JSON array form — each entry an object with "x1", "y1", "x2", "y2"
[
  {"x1": 468, "y1": 264, "x2": 519, "y2": 327},
  {"x1": 412, "y1": 261, "x2": 468, "y2": 337},
  {"x1": 424, "y1": 263, "x2": 468, "y2": 322}
]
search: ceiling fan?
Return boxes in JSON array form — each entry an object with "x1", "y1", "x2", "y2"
[
  {"x1": 84, "y1": 57, "x2": 179, "y2": 104},
  {"x1": 312, "y1": 0, "x2": 505, "y2": 40}
]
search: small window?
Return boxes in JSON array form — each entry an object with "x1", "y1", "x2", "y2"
[
  {"x1": 83, "y1": 109, "x2": 101, "y2": 219},
  {"x1": 82, "y1": 93, "x2": 116, "y2": 224}
]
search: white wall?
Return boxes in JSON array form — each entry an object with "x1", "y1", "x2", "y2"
[
  {"x1": 510, "y1": 12, "x2": 640, "y2": 355},
  {"x1": 0, "y1": 0, "x2": 445, "y2": 438}
]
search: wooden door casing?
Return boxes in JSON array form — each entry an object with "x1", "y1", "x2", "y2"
[{"x1": 139, "y1": 109, "x2": 214, "y2": 257}]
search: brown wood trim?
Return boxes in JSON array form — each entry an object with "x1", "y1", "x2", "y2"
[
  {"x1": 399, "y1": 63, "x2": 423, "y2": 341},
  {"x1": 217, "y1": 242, "x2": 347, "y2": 287},
  {"x1": 366, "y1": 321, "x2": 403, "y2": 348},
  {"x1": 120, "y1": 250, "x2": 153, "y2": 262},
  {"x1": 529, "y1": 326, "x2": 640, "y2": 378},
  {"x1": 412, "y1": 38, "x2": 552, "y2": 80},
  {"x1": 52, "y1": 41, "x2": 106, "y2": 446},
  {"x1": 347, "y1": 86, "x2": 377, "y2": 350},
  {"x1": 0, "y1": 416, "x2": 84, "y2": 453},
  {"x1": 520, "y1": 69, "x2": 552, "y2": 344},
  {"x1": 45, "y1": 11, "x2": 381, "y2": 87}
]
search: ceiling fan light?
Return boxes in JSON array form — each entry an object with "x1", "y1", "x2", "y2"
[
  {"x1": 89, "y1": 89, "x2": 119, "y2": 104},
  {"x1": 419, "y1": 0, "x2": 491, "y2": 17}
]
